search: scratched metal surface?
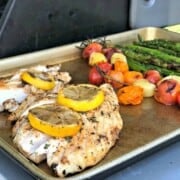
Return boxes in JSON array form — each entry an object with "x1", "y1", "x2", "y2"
[{"x1": 0, "y1": 27, "x2": 180, "y2": 180}]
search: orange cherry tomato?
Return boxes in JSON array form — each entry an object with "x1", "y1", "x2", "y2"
[
  {"x1": 124, "y1": 71, "x2": 143, "y2": 85},
  {"x1": 114, "y1": 61, "x2": 129, "y2": 73},
  {"x1": 105, "y1": 70, "x2": 124, "y2": 89},
  {"x1": 117, "y1": 85, "x2": 144, "y2": 105}
]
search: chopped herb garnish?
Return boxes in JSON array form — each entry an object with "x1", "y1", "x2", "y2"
[{"x1": 44, "y1": 143, "x2": 50, "y2": 149}]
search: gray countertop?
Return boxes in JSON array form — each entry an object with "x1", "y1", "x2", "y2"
[{"x1": 0, "y1": 141, "x2": 180, "y2": 180}]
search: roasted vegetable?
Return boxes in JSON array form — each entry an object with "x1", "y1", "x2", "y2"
[
  {"x1": 88, "y1": 62, "x2": 112, "y2": 85},
  {"x1": 134, "y1": 40, "x2": 180, "y2": 57},
  {"x1": 117, "y1": 85, "x2": 144, "y2": 105},
  {"x1": 126, "y1": 58, "x2": 180, "y2": 76},
  {"x1": 89, "y1": 52, "x2": 107, "y2": 66},
  {"x1": 110, "y1": 52, "x2": 127, "y2": 64},
  {"x1": 114, "y1": 60, "x2": 129, "y2": 73},
  {"x1": 122, "y1": 45, "x2": 180, "y2": 64},
  {"x1": 135, "y1": 39, "x2": 180, "y2": 53},
  {"x1": 154, "y1": 79, "x2": 180, "y2": 106},
  {"x1": 144, "y1": 70, "x2": 162, "y2": 84},
  {"x1": 133, "y1": 79, "x2": 156, "y2": 97},
  {"x1": 116, "y1": 38, "x2": 180, "y2": 76},
  {"x1": 81, "y1": 42, "x2": 103, "y2": 59},
  {"x1": 123, "y1": 71, "x2": 143, "y2": 85},
  {"x1": 121, "y1": 48, "x2": 180, "y2": 71},
  {"x1": 105, "y1": 70, "x2": 124, "y2": 89}
]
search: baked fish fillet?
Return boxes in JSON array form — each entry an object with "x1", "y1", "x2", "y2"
[
  {"x1": 12, "y1": 83, "x2": 123, "y2": 177},
  {"x1": 12, "y1": 97, "x2": 56, "y2": 163},
  {"x1": 0, "y1": 64, "x2": 71, "y2": 113}
]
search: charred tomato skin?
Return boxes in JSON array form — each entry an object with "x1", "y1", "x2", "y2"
[{"x1": 154, "y1": 79, "x2": 180, "y2": 105}]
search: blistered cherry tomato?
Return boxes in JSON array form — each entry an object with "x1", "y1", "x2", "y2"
[
  {"x1": 89, "y1": 52, "x2": 107, "y2": 66},
  {"x1": 124, "y1": 71, "x2": 143, "y2": 85},
  {"x1": 105, "y1": 70, "x2": 124, "y2": 89},
  {"x1": 154, "y1": 79, "x2": 180, "y2": 106},
  {"x1": 97, "y1": 62, "x2": 113, "y2": 73},
  {"x1": 82, "y1": 42, "x2": 103, "y2": 59},
  {"x1": 144, "y1": 70, "x2": 162, "y2": 84},
  {"x1": 102, "y1": 47, "x2": 120, "y2": 61},
  {"x1": 88, "y1": 62, "x2": 112, "y2": 86},
  {"x1": 88, "y1": 66, "x2": 104, "y2": 85}
]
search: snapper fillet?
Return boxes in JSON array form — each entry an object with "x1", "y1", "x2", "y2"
[{"x1": 12, "y1": 83, "x2": 123, "y2": 177}]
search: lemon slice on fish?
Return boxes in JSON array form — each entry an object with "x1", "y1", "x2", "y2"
[
  {"x1": 28, "y1": 104, "x2": 82, "y2": 137},
  {"x1": 57, "y1": 84, "x2": 104, "y2": 112},
  {"x1": 21, "y1": 70, "x2": 55, "y2": 90}
]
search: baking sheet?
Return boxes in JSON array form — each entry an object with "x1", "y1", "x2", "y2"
[{"x1": 0, "y1": 27, "x2": 180, "y2": 180}]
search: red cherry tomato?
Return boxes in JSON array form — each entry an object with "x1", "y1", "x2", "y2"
[
  {"x1": 82, "y1": 42, "x2": 103, "y2": 59},
  {"x1": 88, "y1": 66, "x2": 104, "y2": 85},
  {"x1": 102, "y1": 47, "x2": 120, "y2": 61},
  {"x1": 88, "y1": 62, "x2": 112, "y2": 86},
  {"x1": 154, "y1": 79, "x2": 180, "y2": 106},
  {"x1": 144, "y1": 70, "x2": 162, "y2": 84},
  {"x1": 97, "y1": 62, "x2": 113, "y2": 73}
]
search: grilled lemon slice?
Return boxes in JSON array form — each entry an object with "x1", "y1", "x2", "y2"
[
  {"x1": 57, "y1": 84, "x2": 104, "y2": 112},
  {"x1": 28, "y1": 104, "x2": 82, "y2": 137},
  {"x1": 21, "y1": 70, "x2": 55, "y2": 90}
]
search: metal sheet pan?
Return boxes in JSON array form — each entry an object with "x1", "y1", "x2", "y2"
[{"x1": 0, "y1": 27, "x2": 180, "y2": 180}]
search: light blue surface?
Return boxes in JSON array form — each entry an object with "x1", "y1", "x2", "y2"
[
  {"x1": 0, "y1": 141, "x2": 180, "y2": 180},
  {"x1": 130, "y1": 0, "x2": 180, "y2": 28},
  {"x1": 106, "y1": 141, "x2": 180, "y2": 180},
  {"x1": 0, "y1": 149, "x2": 33, "y2": 180}
]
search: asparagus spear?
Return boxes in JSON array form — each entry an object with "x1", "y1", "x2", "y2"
[
  {"x1": 124, "y1": 44, "x2": 180, "y2": 64},
  {"x1": 121, "y1": 48, "x2": 180, "y2": 72},
  {"x1": 134, "y1": 41, "x2": 180, "y2": 57},
  {"x1": 127, "y1": 58, "x2": 180, "y2": 76},
  {"x1": 142, "y1": 39, "x2": 180, "y2": 53}
]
